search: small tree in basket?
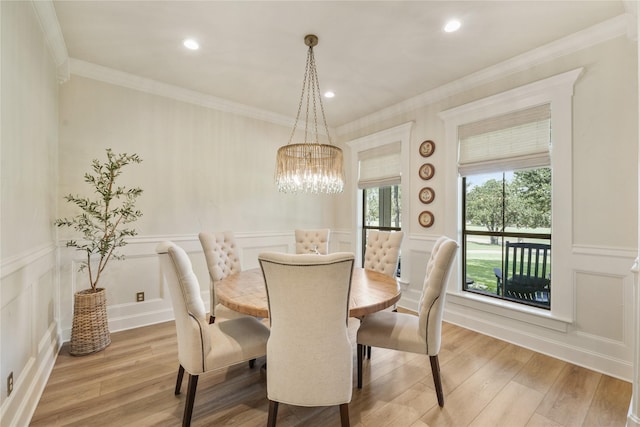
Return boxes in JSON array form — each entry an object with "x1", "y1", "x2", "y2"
[{"x1": 55, "y1": 148, "x2": 143, "y2": 292}]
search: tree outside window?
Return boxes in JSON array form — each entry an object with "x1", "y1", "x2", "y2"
[{"x1": 463, "y1": 167, "x2": 551, "y2": 308}]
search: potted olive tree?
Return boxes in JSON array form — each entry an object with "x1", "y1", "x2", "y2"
[{"x1": 55, "y1": 149, "x2": 143, "y2": 355}]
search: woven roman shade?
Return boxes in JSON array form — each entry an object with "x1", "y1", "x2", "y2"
[
  {"x1": 358, "y1": 142, "x2": 401, "y2": 189},
  {"x1": 458, "y1": 103, "x2": 551, "y2": 176}
]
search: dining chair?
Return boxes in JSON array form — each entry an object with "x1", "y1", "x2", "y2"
[
  {"x1": 356, "y1": 236, "x2": 458, "y2": 407},
  {"x1": 294, "y1": 228, "x2": 330, "y2": 254},
  {"x1": 156, "y1": 241, "x2": 270, "y2": 427},
  {"x1": 169, "y1": 232, "x2": 257, "y2": 401},
  {"x1": 199, "y1": 231, "x2": 246, "y2": 324},
  {"x1": 258, "y1": 251, "x2": 355, "y2": 427},
  {"x1": 363, "y1": 230, "x2": 404, "y2": 277},
  {"x1": 362, "y1": 230, "x2": 404, "y2": 358}
]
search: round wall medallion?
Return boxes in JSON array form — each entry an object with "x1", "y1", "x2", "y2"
[
  {"x1": 418, "y1": 211, "x2": 434, "y2": 228},
  {"x1": 419, "y1": 140, "x2": 435, "y2": 157},
  {"x1": 419, "y1": 163, "x2": 435, "y2": 180},
  {"x1": 419, "y1": 187, "x2": 435, "y2": 204}
]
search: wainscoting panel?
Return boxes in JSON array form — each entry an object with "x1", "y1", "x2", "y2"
[
  {"x1": 575, "y1": 270, "x2": 625, "y2": 343},
  {"x1": 439, "y1": 240, "x2": 636, "y2": 381},
  {"x1": 0, "y1": 245, "x2": 59, "y2": 427},
  {"x1": 59, "y1": 231, "x2": 298, "y2": 336}
]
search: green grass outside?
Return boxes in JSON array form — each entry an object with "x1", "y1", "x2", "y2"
[{"x1": 465, "y1": 241, "x2": 502, "y2": 294}]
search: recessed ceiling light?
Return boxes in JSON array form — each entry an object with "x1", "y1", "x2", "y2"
[
  {"x1": 183, "y1": 39, "x2": 200, "y2": 50},
  {"x1": 444, "y1": 19, "x2": 461, "y2": 33},
  {"x1": 324, "y1": 91, "x2": 335, "y2": 98}
]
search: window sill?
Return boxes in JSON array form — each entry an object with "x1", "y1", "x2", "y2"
[{"x1": 446, "y1": 290, "x2": 572, "y2": 332}]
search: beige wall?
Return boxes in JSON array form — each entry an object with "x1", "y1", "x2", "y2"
[
  {"x1": 58, "y1": 76, "x2": 338, "y2": 236},
  {"x1": 1, "y1": 2, "x2": 59, "y2": 255},
  {"x1": 1, "y1": 2, "x2": 60, "y2": 425}
]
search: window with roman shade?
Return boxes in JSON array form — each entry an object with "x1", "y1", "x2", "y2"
[
  {"x1": 357, "y1": 141, "x2": 401, "y2": 189},
  {"x1": 458, "y1": 103, "x2": 551, "y2": 176}
]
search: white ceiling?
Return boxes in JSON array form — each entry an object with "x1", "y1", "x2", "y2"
[{"x1": 53, "y1": 1, "x2": 628, "y2": 128}]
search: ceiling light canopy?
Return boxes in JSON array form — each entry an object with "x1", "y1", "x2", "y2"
[{"x1": 275, "y1": 34, "x2": 345, "y2": 194}]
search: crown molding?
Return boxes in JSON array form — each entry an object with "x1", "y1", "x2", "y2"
[
  {"x1": 28, "y1": 0, "x2": 304, "y2": 130},
  {"x1": 69, "y1": 58, "x2": 299, "y2": 129},
  {"x1": 336, "y1": 13, "x2": 633, "y2": 136},
  {"x1": 30, "y1": 0, "x2": 69, "y2": 83}
]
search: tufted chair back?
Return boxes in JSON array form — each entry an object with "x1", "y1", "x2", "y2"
[
  {"x1": 295, "y1": 228, "x2": 330, "y2": 254},
  {"x1": 199, "y1": 231, "x2": 241, "y2": 320},
  {"x1": 157, "y1": 241, "x2": 211, "y2": 373},
  {"x1": 157, "y1": 241, "x2": 269, "y2": 426},
  {"x1": 418, "y1": 236, "x2": 459, "y2": 355},
  {"x1": 363, "y1": 230, "x2": 404, "y2": 278},
  {"x1": 258, "y1": 251, "x2": 355, "y2": 424},
  {"x1": 356, "y1": 235, "x2": 458, "y2": 408}
]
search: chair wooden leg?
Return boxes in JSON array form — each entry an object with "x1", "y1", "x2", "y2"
[
  {"x1": 357, "y1": 344, "x2": 363, "y2": 389},
  {"x1": 339, "y1": 403, "x2": 350, "y2": 427},
  {"x1": 267, "y1": 400, "x2": 279, "y2": 427},
  {"x1": 367, "y1": 345, "x2": 371, "y2": 359},
  {"x1": 429, "y1": 355, "x2": 444, "y2": 407},
  {"x1": 182, "y1": 374, "x2": 199, "y2": 427},
  {"x1": 249, "y1": 358, "x2": 256, "y2": 368},
  {"x1": 175, "y1": 364, "x2": 185, "y2": 395}
]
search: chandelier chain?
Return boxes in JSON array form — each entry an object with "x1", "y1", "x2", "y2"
[
  {"x1": 275, "y1": 34, "x2": 344, "y2": 194},
  {"x1": 286, "y1": 41, "x2": 332, "y2": 146},
  {"x1": 286, "y1": 46, "x2": 310, "y2": 145},
  {"x1": 312, "y1": 49, "x2": 332, "y2": 145}
]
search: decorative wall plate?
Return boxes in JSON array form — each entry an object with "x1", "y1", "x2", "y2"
[
  {"x1": 418, "y1": 211, "x2": 434, "y2": 228},
  {"x1": 419, "y1": 187, "x2": 435, "y2": 204},
  {"x1": 419, "y1": 163, "x2": 435, "y2": 180},
  {"x1": 419, "y1": 140, "x2": 435, "y2": 157}
]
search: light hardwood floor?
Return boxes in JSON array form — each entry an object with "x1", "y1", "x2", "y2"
[{"x1": 31, "y1": 318, "x2": 631, "y2": 426}]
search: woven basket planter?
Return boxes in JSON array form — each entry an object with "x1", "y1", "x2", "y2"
[{"x1": 70, "y1": 288, "x2": 111, "y2": 356}]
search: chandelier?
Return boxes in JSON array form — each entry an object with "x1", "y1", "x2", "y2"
[{"x1": 275, "y1": 34, "x2": 345, "y2": 194}]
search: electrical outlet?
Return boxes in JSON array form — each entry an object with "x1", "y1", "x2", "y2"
[
  {"x1": 7, "y1": 372, "x2": 13, "y2": 396},
  {"x1": 136, "y1": 292, "x2": 144, "y2": 302}
]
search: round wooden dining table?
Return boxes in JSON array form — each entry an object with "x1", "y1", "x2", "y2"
[{"x1": 216, "y1": 267, "x2": 401, "y2": 318}]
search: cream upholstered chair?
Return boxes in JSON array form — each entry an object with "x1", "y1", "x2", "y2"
[
  {"x1": 362, "y1": 230, "x2": 404, "y2": 358},
  {"x1": 198, "y1": 231, "x2": 245, "y2": 324},
  {"x1": 156, "y1": 241, "x2": 269, "y2": 427},
  {"x1": 258, "y1": 252, "x2": 355, "y2": 427},
  {"x1": 172, "y1": 232, "x2": 253, "y2": 402},
  {"x1": 357, "y1": 236, "x2": 458, "y2": 407},
  {"x1": 295, "y1": 228, "x2": 330, "y2": 254},
  {"x1": 363, "y1": 230, "x2": 404, "y2": 277}
]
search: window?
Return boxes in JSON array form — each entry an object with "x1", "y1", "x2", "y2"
[
  {"x1": 439, "y1": 68, "x2": 581, "y2": 321},
  {"x1": 348, "y1": 123, "x2": 412, "y2": 277},
  {"x1": 362, "y1": 185, "x2": 402, "y2": 274},
  {"x1": 459, "y1": 104, "x2": 552, "y2": 309},
  {"x1": 359, "y1": 143, "x2": 402, "y2": 272},
  {"x1": 463, "y1": 168, "x2": 551, "y2": 308}
]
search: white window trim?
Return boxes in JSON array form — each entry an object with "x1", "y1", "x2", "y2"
[
  {"x1": 438, "y1": 68, "x2": 583, "y2": 325},
  {"x1": 347, "y1": 122, "x2": 413, "y2": 276}
]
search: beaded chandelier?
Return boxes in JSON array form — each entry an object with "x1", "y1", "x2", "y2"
[{"x1": 275, "y1": 34, "x2": 345, "y2": 194}]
